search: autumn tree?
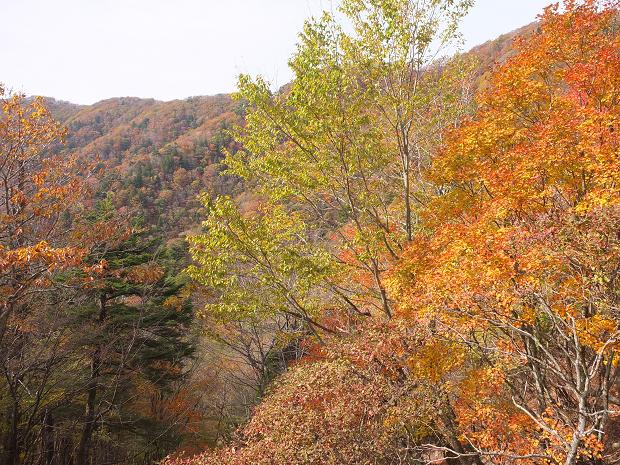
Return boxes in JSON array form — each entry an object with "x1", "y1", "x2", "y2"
[
  {"x1": 0, "y1": 87, "x2": 87, "y2": 465},
  {"x1": 0, "y1": 91, "x2": 200, "y2": 465},
  {"x1": 67, "y1": 203, "x2": 196, "y2": 465},
  {"x1": 164, "y1": 320, "x2": 508, "y2": 465},
  {"x1": 389, "y1": 1, "x2": 620, "y2": 463},
  {"x1": 180, "y1": 1, "x2": 620, "y2": 465},
  {"x1": 190, "y1": 0, "x2": 474, "y2": 345},
  {"x1": 0, "y1": 87, "x2": 85, "y2": 342},
  {"x1": 186, "y1": 0, "x2": 476, "y2": 457}
]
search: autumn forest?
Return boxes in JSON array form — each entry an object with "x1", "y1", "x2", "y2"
[{"x1": 2, "y1": 0, "x2": 620, "y2": 464}]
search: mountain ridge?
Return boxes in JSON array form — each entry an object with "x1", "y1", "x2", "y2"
[{"x1": 38, "y1": 21, "x2": 536, "y2": 238}]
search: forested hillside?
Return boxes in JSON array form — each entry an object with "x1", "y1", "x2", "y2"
[
  {"x1": 2, "y1": 1, "x2": 620, "y2": 464},
  {"x1": 0, "y1": 92, "x2": 251, "y2": 465},
  {"x1": 45, "y1": 94, "x2": 243, "y2": 237}
]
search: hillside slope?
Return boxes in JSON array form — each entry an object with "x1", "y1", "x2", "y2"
[
  {"x1": 46, "y1": 94, "x2": 243, "y2": 237},
  {"x1": 41, "y1": 23, "x2": 534, "y2": 239}
]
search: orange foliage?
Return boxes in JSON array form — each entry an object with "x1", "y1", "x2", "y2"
[
  {"x1": 0, "y1": 88, "x2": 88, "y2": 335},
  {"x1": 390, "y1": 1, "x2": 620, "y2": 462}
]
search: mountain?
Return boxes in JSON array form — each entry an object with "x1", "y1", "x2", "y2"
[
  {"x1": 40, "y1": 23, "x2": 536, "y2": 242},
  {"x1": 39, "y1": 96, "x2": 85, "y2": 121},
  {"x1": 468, "y1": 22, "x2": 538, "y2": 86},
  {"x1": 45, "y1": 94, "x2": 244, "y2": 239}
]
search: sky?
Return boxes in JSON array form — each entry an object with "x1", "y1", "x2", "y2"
[{"x1": 1, "y1": 0, "x2": 553, "y2": 104}]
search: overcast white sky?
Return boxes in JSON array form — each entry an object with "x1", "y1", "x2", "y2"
[{"x1": 1, "y1": 0, "x2": 553, "y2": 104}]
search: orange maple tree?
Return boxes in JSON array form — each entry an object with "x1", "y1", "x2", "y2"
[
  {"x1": 0, "y1": 86, "x2": 87, "y2": 343},
  {"x1": 389, "y1": 1, "x2": 620, "y2": 463}
]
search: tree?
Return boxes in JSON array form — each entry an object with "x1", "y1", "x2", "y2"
[
  {"x1": 389, "y1": 1, "x2": 620, "y2": 463},
  {"x1": 341, "y1": 0, "x2": 475, "y2": 241},
  {"x1": 0, "y1": 87, "x2": 85, "y2": 343},
  {"x1": 0, "y1": 91, "x2": 199, "y2": 463},
  {"x1": 180, "y1": 1, "x2": 620, "y2": 464},
  {"x1": 0, "y1": 87, "x2": 86, "y2": 465},
  {"x1": 165, "y1": 319, "x2": 510, "y2": 465},
  {"x1": 185, "y1": 0, "x2": 476, "y2": 458},
  {"x1": 187, "y1": 194, "x2": 333, "y2": 417},
  {"x1": 71, "y1": 205, "x2": 196, "y2": 465},
  {"x1": 164, "y1": 322, "x2": 425, "y2": 465},
  {"x1": 221, "y1": 0, "x2": 474, "y2": 321},
  {"x1": 188, "y1": 195, "x2": 337, "y2": 336}
]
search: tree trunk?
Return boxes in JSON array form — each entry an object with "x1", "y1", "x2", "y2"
[
  {"x1": 440, "y1": 401, "x2": 484, "y2": 465},
  {"x1": 76, "y1": 295, "x2": 106, "y2": 465},
  {"x1": 403, "y1": 163, "x2": 412, "y2": 242},
  {"x1": 4, "y1": 402, "x2": 21, "y2": 465},
  {"x1": 41, "y1": 410, "x2": 54, "y2": 465},
  {"x1": 75, "y1": 347, "x2": 99, "y2": 465}
]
